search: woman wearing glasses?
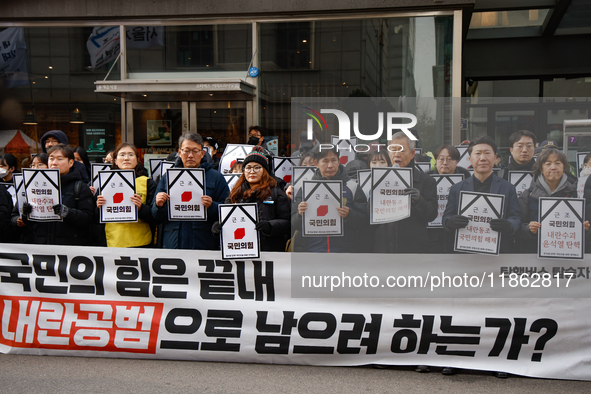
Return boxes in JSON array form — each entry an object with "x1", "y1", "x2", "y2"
[
  {"x1": 96, "y1": 142, "x2": 157, "y2": 247},
  {"x1": 226, "y1": 146, "x2": 290, "y2": 251}
]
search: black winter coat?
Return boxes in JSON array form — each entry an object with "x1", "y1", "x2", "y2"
[
  {"x1": 226, "y1": 182, "x2": 291, "y2": 252},
  {"x1": 24, "y1": 167, "x2": 94, "y2": 246},
  {"x1": 0, "y1": 185, "x2": 13, "y2": 241}
]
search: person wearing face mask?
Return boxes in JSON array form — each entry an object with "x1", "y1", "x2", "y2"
[
  {"x1": 96, "y1": 142, "x2": 157, "y2": 248},
  {"x1": 0, "y1": 153, "x2": 17, "y2": 182},
  {"x1": 517, "y1": 147, "x2": 588, "y2": 254},
  {"x1": 21, "y1": 144, "x2": 94, "y2": 245},
  {"x1": 0, "y1": 154, "x2": 18, "y2": 205}
]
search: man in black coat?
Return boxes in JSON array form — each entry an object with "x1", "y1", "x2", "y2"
[
  {"x1": 22, "y1": 145, "x2": 94, "y2": 245},
  {"x1": 502, "y1": 130, "x2": 536, "y2": 181},
  {"x1": 373, "y1": 132, "x2": 438, "y2": 253}
]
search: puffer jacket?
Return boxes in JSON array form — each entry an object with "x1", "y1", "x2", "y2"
[{"x1": 225, "y1": 182, "x2": 291, "y2": 252}]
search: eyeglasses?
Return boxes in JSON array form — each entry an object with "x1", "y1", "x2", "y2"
[
  {"x1": 244, "y1": 165, "x2": 263, "y2": 173},
  {"x1": 437, "y1": 157, "x2": 457, "y2": 163},
  {"x1": 181, "y1": 148, "x2": 202, "y2": 156},
  {"x1": 103, "y1": 158, "x2": 112, "y2": 163},
  {"x1": 117, "y1": 152, "x2": 136, "y2": 158}
]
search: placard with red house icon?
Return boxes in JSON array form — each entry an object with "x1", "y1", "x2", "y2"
[
  {"x1": 218, "y1": 203, "x2": 260, "y2": 260},
  {"x1": 272, "y1": 157, "x2": 297, "y2": 184},
  {"x1": 166, "y1": 168, "x2": 206, "y2": 221},
  {"x1": 302, "y1": 180, "x2": 343, "y2": 237},
  {"x1": 330, "y1": 135, "x2": 358, "y2": 166},
  {"x1": 98, "y1": 169, "x2": 137, "y2": 223},
  {"x1": 218, "y1": 144, "x2": 253, "y2": 174}
]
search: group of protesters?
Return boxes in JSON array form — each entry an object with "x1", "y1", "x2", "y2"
[{"x1": 1, "y1": 127, "x2": 590, "y2": 255}]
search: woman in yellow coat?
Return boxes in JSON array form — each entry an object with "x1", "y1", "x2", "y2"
[{"x1": 96, "y1": 142, "x2": 157, "y2": 247}]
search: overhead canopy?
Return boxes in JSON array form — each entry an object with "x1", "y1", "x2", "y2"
[{"x1": 0, "y1": 130, "x2": 38, "y2": 154}]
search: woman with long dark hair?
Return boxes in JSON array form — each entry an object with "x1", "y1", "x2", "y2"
[
  {"x1": 226, "y1": 147, "x2": 290, "y2": 251},
  {"x1": 96, "y1": 142, "x2": 157, "y2": 247}
]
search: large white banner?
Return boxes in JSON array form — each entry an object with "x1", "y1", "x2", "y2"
[{"x1": 0, "y1": 244, "x2": 591, "y2": 380}]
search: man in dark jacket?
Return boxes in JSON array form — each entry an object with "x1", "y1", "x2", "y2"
[
  {"x1": 292, "y1": 146, "x2": 367, "y2": 253},
  {"x1": 502, "y1": 130, "x2": 536, "y2": 181},
  {"x1": 152, "y1": 133, "x2": 229, "y2": 250},
  {"x1": 22, "y1": 145, "x2": 94, "y2": 245},
  {"x1": 40, "y1": 130, "x2": 90, "y2": 183},
  {"x1": 443, "y1": 136, "x2": 521, "y2": 254},
  {"x1": 372, "y1": 132, "x2": 438, "y2": 253}
]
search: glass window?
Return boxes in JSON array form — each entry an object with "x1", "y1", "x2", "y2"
[{"x1": 469, "y1": 9, "x2": 550, "y2": 29}]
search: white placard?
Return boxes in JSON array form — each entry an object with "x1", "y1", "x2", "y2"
[
  {"x1": 22, "y1": 169, "x2": 61, "y2": 222},
  {"x1": 219, "y1": 144, "x2": 253, "y2": 174},
  {"x1": 414, "y1": 162, "x2": 431, "y2": 174},
  {"x1": 508, "y1": 171, "x2": 533, "y2": 197},
  {"x1": 428, "y1": 174, "x2": 464, "y2": 228},
  {"x1": 357, "y1": 169, "x2": 371, "y2": 200},
  {"x1": 302, "y1": 180, "x2": 343, "y2": 237},
  {"x1": 12, "y1": 173, "x2": 24, "y2": 216},
  {"x1": 331, "y1": 135, "x2": 357, "y2": 166},
  {"x1": 292, "y1": 166, "x2": 316, "y2": 201},
  {"x1": 219, "y1": 203, "x2": 260, "y2": 260},
  {"x1": 98, "y1": 170, "x2": 137, "y2": 223},
  {"x1": 370, "y1": 167, "x2": 412, "y2": 224},
  {"x1": 577, "y1": 175, "x2": 588, "y2": 198},
  {"x1": 167, "y1": 168, "x2": 206, "y2": 221},
  {"x1": 160, "y1": 161, "x2": 175, "y2": 179},
  {"x1": 91, "y1": 163, "x2": 112, "y2": 191},
  {"x1": 455, "y1": 192, "x2": 504, "y2": 256},
  {"x1": 576, "y1": 151, "x2": 589, "y2": 176},
  {"x1": 224, "y1": 174, "x2": 241, "y2": 192},
  {"x1": 538, "y1": 197, "x2": 585, "y2": 259},
  {"x1": 0, "y1": 182, "x2": 16, "y2": 206},
  {"x1": 272, "y1": 157, "x2": 297, "y2": 184},
  {"x1": 456, "y1": 145, "x2": 471, "y2": 169},
  {"x1": 149, "y1": 158, "x2": 165, "y2": 183}
]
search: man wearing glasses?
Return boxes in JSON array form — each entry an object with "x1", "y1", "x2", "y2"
[
  {"x1": 152, "y1": 133, "x2": 229, "y2": 250},
  {"x1": 502, "y1": 130, "x2": 537, "y2": 180}
]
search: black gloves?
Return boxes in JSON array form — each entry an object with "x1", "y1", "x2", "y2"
[
  {"x1": 255, "y1": 221, "x2": 272, "y2": 235},
  {"x1": 22, "y1": 202, "x2": 32, "y2": 215},
  {"x1": 211, "y1": 221, "x2": 222, "y2": 235},
  {"x1": 446, "y1": 215, "x2": 469, "y2": 230},
  {"x1": 52, "y1": 204, "x2": 69, "y2": 218},
  {"x1": 404, "y1": 188, "x2": 421, "y2": 205},
  {"x1": 490, "y1": 218, "x2": 514, "y2": 234}
]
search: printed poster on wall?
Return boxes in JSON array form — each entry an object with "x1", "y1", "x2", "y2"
[
  {"x1": 22, "y1": 169, "x2": 61, "y2": 222},
  {"x1": 302, "y1": 180, "x2": 343, "y2": 237},
  {"x1": 455, "y1": 192, "x2": 504, "y2": 256},
  {"x1": 166, "y1": 168, "x2": 206, "y2": 221},
  {"x1": 98, "y1": 170, "x2": 137, "y2": 223},
  {"x1": 370, "y1": 167, "x2": 412, "y2": 224},
  {"x1": 219, "y1": 203, "x2": 260, "y2": 260},
  {"x1": 428, "y1": 174, "x2": 464, "y2": 228},
  {"x1": 538, "y1": 197, "x2": 585, "y2": 259}
]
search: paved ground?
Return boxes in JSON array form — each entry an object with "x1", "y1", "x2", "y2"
[{"x1": 1, "y1": 354, "x2": 590, "y2": 393}]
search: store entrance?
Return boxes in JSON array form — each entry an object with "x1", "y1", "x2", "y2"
[{"x1": 126, "y1": 100, "x2": 248, "y2": 162}]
